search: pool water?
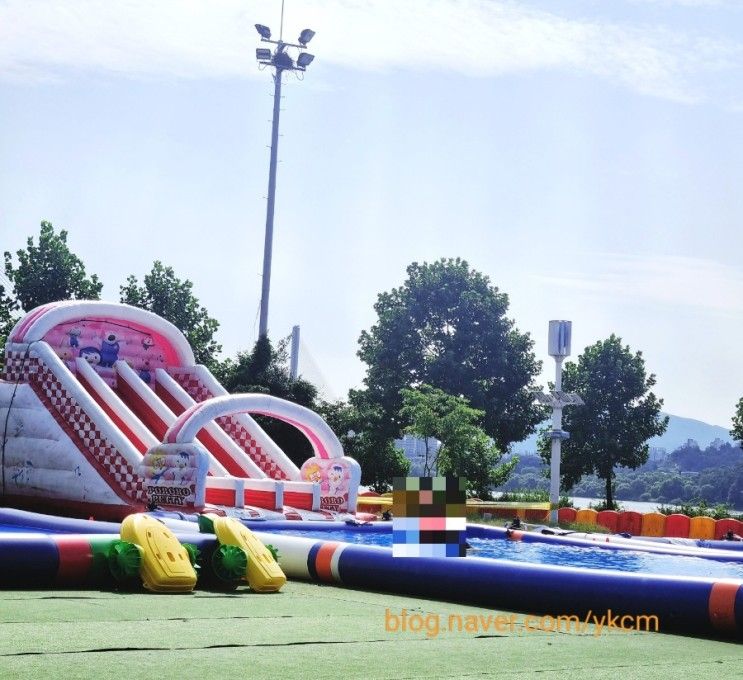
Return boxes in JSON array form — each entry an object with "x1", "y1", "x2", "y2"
[{"x1": 261, "y1": 528, "x2": 743, "y2": 580}]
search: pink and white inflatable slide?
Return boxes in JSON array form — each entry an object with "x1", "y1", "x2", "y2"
[{"x1": 0, "y1": 301, "x2": 360, "y2": 521}]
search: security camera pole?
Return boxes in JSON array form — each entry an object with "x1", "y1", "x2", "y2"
[
  {"x1": 255, "y1": 14, "x2": 316, "y2": 339},
  {"x1": 533, "y1": 321, "x2": 584, "y2": 523}
]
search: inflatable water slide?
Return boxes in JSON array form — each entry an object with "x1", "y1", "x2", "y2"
[{"x1": 0, "y1": 301, "x2": 360, "y2": 521}]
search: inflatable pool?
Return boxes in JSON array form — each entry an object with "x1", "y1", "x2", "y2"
[{"x1": 1, "y1": 508, "x2": 741, "y2": 637}]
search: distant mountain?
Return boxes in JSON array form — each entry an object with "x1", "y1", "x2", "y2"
[
  {"x1": 648, "y1": 414, "x2": 733, "y2": 451},
  {"x1": 510, "y1": 413, "x2": 734, "y2": 455}
]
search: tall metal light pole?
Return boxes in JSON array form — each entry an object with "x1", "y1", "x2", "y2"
[
  {"x1": 534, "y1": 321, "x2": 584, "y2": 523},
  {"x1": 254, "y1": 21, "x2": 316, "y2": 339}
]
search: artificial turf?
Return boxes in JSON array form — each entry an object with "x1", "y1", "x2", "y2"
[{"x1": 0, "y1": 581, "x2": 741, "y2": 679}]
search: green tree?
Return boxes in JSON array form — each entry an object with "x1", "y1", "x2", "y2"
[
  {"x1": 220, "y1": 336, "x2": 317, "y2": 404},
  {"x1": 731, "y1": 398, "x2": 743, "y2": 446},
  {"x1": 726, "y1": 464, "x2": 743, "y2": 509},
  {"x1": 318, "y1": 394, "x2": 410, "y2": 493},
  {"x1": 658, "y1": 477, "x2": 686, "y2": 503},
  {"x1": 219, "y1": 336, "x2": 320, "y2": 469},
  {"x1": 120, "y1": 261, "x2": 221, "y2": 367},
  {"x1": 539, "y1": 335, "x2": 668, "y2": 509},
  {"x1": 4, "y1": 220, "x2": 102, "y2": 311},
  {"x1": 0, "y1": 284, "x2": 20, "y2": 371},
  {"x1": 400, "y1": 384, "x2": 516, "y2": 497},
  {"x1": 358, "y1": 258, "x2": 542, "y2": 450}
]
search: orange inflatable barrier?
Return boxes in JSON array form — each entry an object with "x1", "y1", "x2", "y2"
[
  {"x1": 714, "y1": 518, "x2": 743, "y2": 540},
  {"x1": 641, "y1": 512, "x2": 667, "y2": 537},
  {"x1": 558, "y1": 508, "x2": 742, "y2": 539},
  {"x1": 688, "y1": 516, "x2": 715, "y2": 540},
  {"x1": 358, "y1": 491, "x2": 383, "y2": 514},
  {"x1": 616, "y1": 511, "x2": 642, "y2": 536},
  {"x1": 575, "y1": 508, "x2": 598, "y2": 526},
  {"x1": 557, "y1": 507, "x2": 577, "y2": 524},
  {"x1": 487, "y1": 507, "x2": 540, "y2": 521},
  {"x1": 596, "y1": 510, "x2": 619, "y2": 533},
  {"x1": 664, "y1": 513, "x2": 691, "y2": 538},
  {"x1": 524, "y1": 508, "x2": 550, "y2": 522}
]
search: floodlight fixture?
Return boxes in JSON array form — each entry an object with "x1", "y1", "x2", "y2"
[
  {"x1": 297, "y1": 52, "x2": 315, "y2": 68},
  {"x1": 273, "y1": 51, "x2": 294, "y2": 69},
  {"x1": 256, "y1": 48, "x2": 272, "y2": 61},
  {"x1": 298, "y1": 28, "x2": 315, "y2": 45},
  {"x1": 255, "y1": 24, "x2": 272, "y2": 39}
]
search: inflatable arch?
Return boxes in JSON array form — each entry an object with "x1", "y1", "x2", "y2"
[
  {"x1": 161, "y1": 395, "x2": 360, "y2": 513},
  {"x1": 166, "y1": 394, "x2": 344, "y2": 459}
]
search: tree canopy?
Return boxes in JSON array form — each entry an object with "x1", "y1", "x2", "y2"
[
  {"x1": 318, "y1": 393, "x2": 410, "y2": 493},
  {"x1": 0, "y1": 285, "x2": 18, "y2": 333},
  {"x1": 218, "y1": 336, "x2": 316, "y2": 403},
  {"x1": 504, "y1": 444, "x2": 743, "y2": 510},
  {"x1": 120, "y1": 261, "x2": 221, "y2": 368},
  {"x1": 0, "y1": 284, "x2": 20, "y2": 370},
  {"x1": 400, "y1": 384, "x2": 516, "y2": 497},
  {"x1": 731, "y1": 398, "x2": 743, "y2": 446},
  {"x1": 539, "y1": 334, "x2": 668, "y2": 508},
  {"x1": 4, "y1": 220, "x2": 102, "y2": 311},
  {"x1": 357, "y1": 258, "x2": 542, "y2": 450}
]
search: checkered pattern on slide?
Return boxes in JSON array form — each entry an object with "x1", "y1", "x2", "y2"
[
  {"x1": 3, "y1": 350, "x2": 35, "y2": 383},
  {"x1": 4, "y1": 350, "x2": 146, "y2": 502},
  {"x1": 169, "y1": 368, "x2": 288, "y2": 480}
]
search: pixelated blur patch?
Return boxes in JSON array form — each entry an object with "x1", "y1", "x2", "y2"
[{"x1": 392, "y1": 477, "x2": 466, "y2": 557}]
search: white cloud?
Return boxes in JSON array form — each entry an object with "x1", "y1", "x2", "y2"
[
  {"x1": 538, "y1": 253, "x2": 743, "y2": 316},
  {"x1": 0, "y1": 0, "x2": 740, "y2": 103},
  {"x1": 628, "y1": 0, "x2": 729, "y2": 6}
]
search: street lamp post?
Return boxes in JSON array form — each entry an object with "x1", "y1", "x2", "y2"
[
  {"x1": 533, "y1": 321, "x2": 584, "y2": 523},
  {"x1": 254, "y1": 22, "x2": 316, "y2": 339}
]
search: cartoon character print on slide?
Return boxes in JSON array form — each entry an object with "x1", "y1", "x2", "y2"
[
  {"x1": 300, "y1": 457, "x2": 356, "y2": 512},
  {"x1": 43, "y1": 318, "x2": 172, "y2": 388},
  {"x1": 140, "y1": 446, "x2": 209, "y2": 508}
]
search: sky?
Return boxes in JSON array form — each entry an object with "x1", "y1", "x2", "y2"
[{"x1": 1, "y1": 0, "x2": 742, "y2": 430}]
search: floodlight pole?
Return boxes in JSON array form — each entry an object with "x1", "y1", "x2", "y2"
[
  {"x1": 258, "y1": 62, "x2": 284, "y2": 339},
  {"x1": 255, "y1": 18, "x2": 315, "y2": 340}
]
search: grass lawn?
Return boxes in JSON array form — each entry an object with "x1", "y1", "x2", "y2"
[{"x1": 0, "y1": 581, "x2": 741, "y2": 679}]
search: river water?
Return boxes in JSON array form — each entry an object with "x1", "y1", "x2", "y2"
[
  {"x1": 569, "y1": 496, "x2": 663, "y2": 512},
  {"x1": 570, "y1": 497, "x2": 743, "y2": 513}
]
